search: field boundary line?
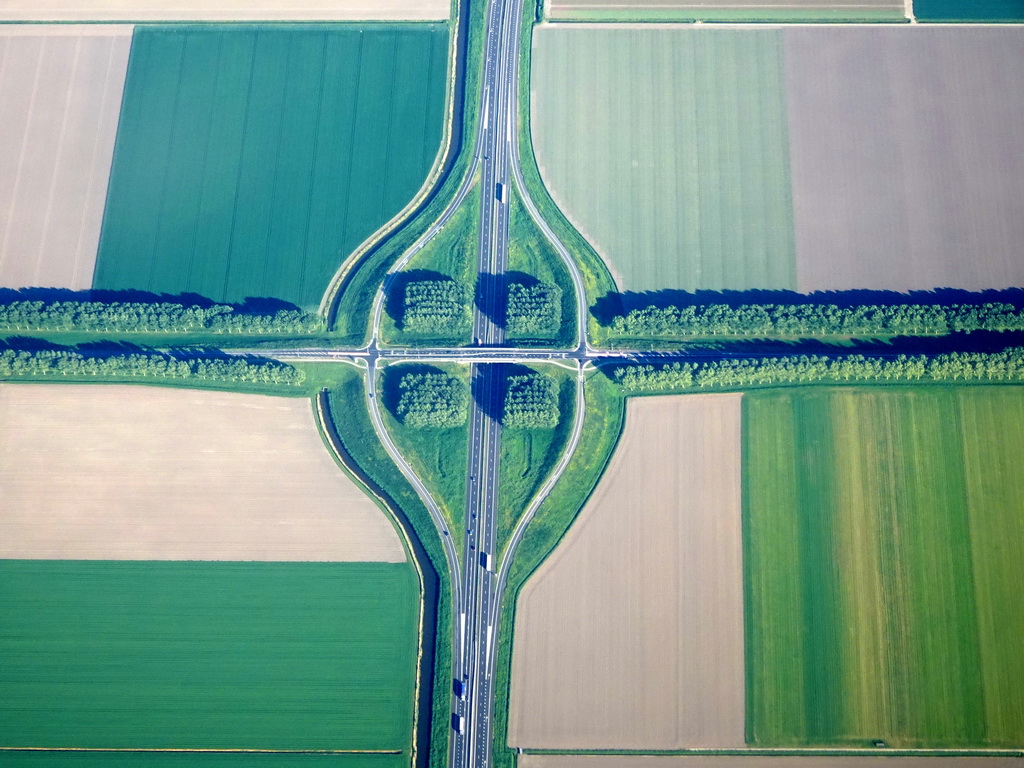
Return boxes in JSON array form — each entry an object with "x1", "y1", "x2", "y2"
[
  {"x1": 318, "y1": 6, "x2": 464, "y2": 319},
  {"x1": 0, "y1": 747, "x2": 403, "y2": 754}
]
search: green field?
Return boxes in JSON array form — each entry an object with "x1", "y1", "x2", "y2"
[
  {"x1": 95, "y1": 25, "x2": 448, "y2": 310},
  {"x1": 915, "y1": 0, "x2": 1024, "y2": 20},
  {"x1": 744, "y1": 386, "x2": 1024, "y2": 747},
  {"x1": 0, "y1": 754, "x2": 405, "y2": 768},
  {"x1": 0, "y1": 561, "x2": 418, "y2": 751},
  {"x1": 531, "y1": 27, "x2": 795, "y2": 294}
]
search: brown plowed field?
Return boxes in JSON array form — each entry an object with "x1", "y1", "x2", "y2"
[
  {"x1": 0, "y1": 384, "x2": 406, "y2": 562},
  {"x1": 0, "y1": 26, "x2": 130, "y2": 290},
  {"x1": 786, "y1": 27, "x2": 1024, "y2": 292},
  {"x1": 0, "y1": 0, "x2": 449, "y2": 21},
  {"x1": 522, "y1": 756, "x2": 1024, "y2": 768},
  {"x1": 508, "y1": 394, "x2": 745, "y2": 749}
]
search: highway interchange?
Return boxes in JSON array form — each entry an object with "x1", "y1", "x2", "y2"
[{"x1": 296, "y1": 0, "x2": 594, "y2": 765}]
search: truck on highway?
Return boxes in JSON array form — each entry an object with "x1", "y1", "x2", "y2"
[
  {"x1": 451, "y1": 713, "x2": 466, "y2": 735},
  {"x1": 453, "y1": 678, "x2": 465, "y2": 699},
  {"x1": 480, "y1": 551, "x2": 493, "y2": 571},
  {"x1": 495, "y1": 182, "x2": 507, "y2": 204}
]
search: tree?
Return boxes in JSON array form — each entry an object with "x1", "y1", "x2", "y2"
[
  {"x1": 506, "y1": 282, "x2": 562, "y2": 337},
  {"x1": 396, "y1": 372, "x2": 469, "y2": 428},
  {"x1": 401, "y1": 279, "x2": 471, "y2": 335},
  {"x1": 502, "y1": 373, "x2": 558, "y2": 428}
]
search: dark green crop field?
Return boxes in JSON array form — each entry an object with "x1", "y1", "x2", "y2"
[
  {"x1": 0, "y1": 754, "x2": 406, "y2": 768},
  {"x1": 95, "y1": 24, "x2": 448, "y2": 310},
  {"x1": 0, "y1": 561, "x2": 418, "y2": 751},
  {"x1": 744, "y1": 386, "x2": 1024, "y2": 747},
  {"x1": 915, "y1": 0, "x2": 1024, "y2": 20}
]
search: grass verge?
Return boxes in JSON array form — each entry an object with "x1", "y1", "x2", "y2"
[
  {"x1": 378, "y1": 361, "x2": 471, "y2": 559},
  {"x1": 380, "y1": 181, "x2": 482, "y2": 348},
  {"x1": 506, "y1": 188, "x2": 576, "y2": 349},
  {"x1": 497, "y1": 365, "x2": 577, "y2": 549}
]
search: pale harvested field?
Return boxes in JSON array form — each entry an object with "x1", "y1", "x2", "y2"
[
  {"x1": 509, "y1": 394, "x2": 744, "y2": 749},
  {"x1": 0, "y1": 384, "x2": 406, "y2": 562},
  {"x1": 786, "y1": 27, "x2": 1024, "y2": 292},
  {"x1": 522, "y1": 757, "x2": 1024, "y2": 768},
  {"x1": 549, "y1": 0, "x2": 903, "y2": 17},
  {"x1": 0, "y1": 0, "x2": 449, "y2": 21},
  {"x1": 0, "y1": 26, "x2": 130, "y2": 290}
]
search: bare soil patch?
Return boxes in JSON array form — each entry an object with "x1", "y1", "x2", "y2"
[
  {"x1": 0, "y1": 26, "x2": 130, "y2": 290},
  {"x1": 522, "y1": 757, "x2": 1024, "y2": 768},
  {"x1": 508, "y1": 394, "x2": 745, "y2": 749},
  {"x1": 0, "y1": 384, "x2": 406, "y2": 562},
  {"x1": 785, "y1": 27, "x2": 1024, "y2": 292},
  {"x1": 0, "y1": 1, "x2": 449, "y2": 21}
]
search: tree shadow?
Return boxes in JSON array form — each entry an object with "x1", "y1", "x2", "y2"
[
  {"x1": 474, "y1": 272, "x2": 507, "y2": 331},
  {"x1": 591, "y1": 287, "x2": 1024, "y2": 326},
  {"x1": 470, "y1": 364, "x2": 507, "y2": 422},
  {"x1": 0, "y1": 286, "x2": 305, "y2": 314}
]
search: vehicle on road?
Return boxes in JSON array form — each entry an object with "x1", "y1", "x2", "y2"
[
  {"x1": 480, "y1": 552, "x2": 493, "y2": 571},
  {"x1": 452, "y1": 712, "x2": 466, "y2": 734}
]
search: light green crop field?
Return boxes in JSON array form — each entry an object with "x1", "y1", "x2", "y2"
[
  {"x1": 0, "y1": 561, "x2": 419, "y2": 751},
  {"x1": 95, "y1": 24, "x2": 448, "y2": 310},
  {"x1": 744, "y1": 386, "x2": 1024, "y2": 747},
  {"x1": 531, "y1": 27, "x2": 795, "y2": 294}
]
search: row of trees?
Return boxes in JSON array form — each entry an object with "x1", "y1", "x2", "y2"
[
  {"x1": 396, "y1": 372, "x2": 469, "y2": 428},
  {"x1": 503, "y1": 373, "x2": 559, "y2": 428},
  {"x1": 402, "y1": 280, "x2": 471, "y2": 334},
  {"x1": 0, "y1": 300, "x2": 323, "y2": 334},
  {"x1": 614, "y1": 348, "x2": 1024, "y2": 393},
  {"x1": 608, "y1": 302, "x2": 1024, "y2": 339},
  {"x1": 506, "y1": 282, "x2": 562, "y2": 337},
  {"x1": 0, "y1": 348, "x2": 305, "y2": 385}
]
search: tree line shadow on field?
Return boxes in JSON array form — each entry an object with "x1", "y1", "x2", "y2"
[
  {"x1": 593, "y1": 330, "x2": 1024, "y2": 379},
  {"x1": 0, "y1": 286, "x2": 303, "y2": 315},
  {"x1": 0, "y1": 335, "x2": 282, "y2": 365},
  {"x1": 590, "y1": 287, "x2": 1024, "y2": 326}
]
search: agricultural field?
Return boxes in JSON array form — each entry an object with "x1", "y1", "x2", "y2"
[
  {"x1": 532, "y1": 26, "x2": 1024, "y2": 295},
  {"x1": 95, "y1": 24, "x2": 449, "y2": 310},
  {"x1": 914, "y1": 0, "x2": 1024, "y2": 20},
  {"x1": 786, "y1": 27, "x2": 1024, "y2": 293},
  {"x1": 531, "y1": 26, "x2": 796, "y2": 295},
  {"x1": 544, "y1": 0, "x2": 905, "y2": 22},
  {"x1": 0, "y1": 560, "x2": 419, "y2": 750},
  {"x1": 521, "y1": 758, "x2": 1024, "y2": 768},
  {"x1": 2, "y1": 756, "x2": 407, "y2": 768},
  {"x1": 745, "y1": 387, "x2": 1024, "y2": 747},
  {"x1": 508, "y1": 395, "x2": 745, "y2": 750},
  {"x1": 0, "y1": 26, "x2": 131, "y2": 290},
  {"x1": 0, "y1": 384, "x2": 406, "y2": 562},
  {"x1": 0, "y1": 0, "x2": 450, "y2": 21}
]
